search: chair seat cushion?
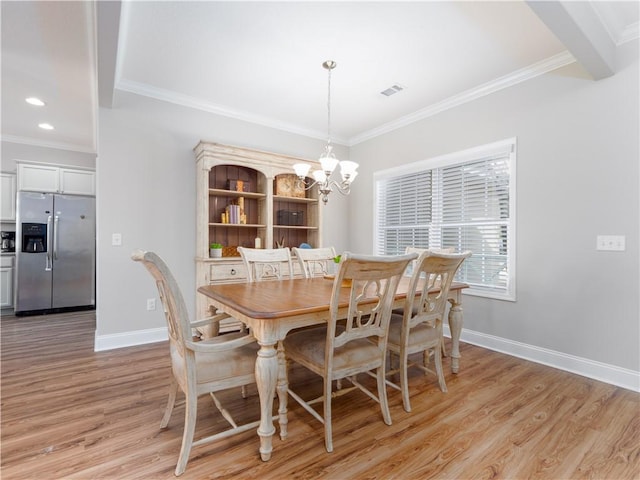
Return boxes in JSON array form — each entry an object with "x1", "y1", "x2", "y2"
[
  {"x1": 283, "y1": 326, "x2": 382, "y2": 375},
  {"x1": 196, "y1": 342, "x2": 259, "y2": 384},
  {"x1": 171, "y1": 340, "x2": 259, "y2": 386},
  {"x1": 387, "y1": 314, "x2": 439, "y2": 349}
]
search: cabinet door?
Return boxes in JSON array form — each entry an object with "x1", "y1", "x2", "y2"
[
  {"x1": 0, "y1": 267, "x2": 13, "y2": 308},
  {"x1": 0, "y1": 173, "x2": 16, "y2": 221},
  {"x1": 60, "y1": 169, "x2": 95, "y2": 195},
  {"x1": 18, "y1": 164, "x2": 59, "y2": 193}
]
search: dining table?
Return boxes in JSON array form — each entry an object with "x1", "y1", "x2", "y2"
[{"x1": 197, "y1": 275, "x2": 468, "y2": 461}]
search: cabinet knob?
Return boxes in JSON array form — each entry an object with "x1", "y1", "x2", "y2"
[{"x1": 230, "y1": 269, "x2": 237, "y2": 275}]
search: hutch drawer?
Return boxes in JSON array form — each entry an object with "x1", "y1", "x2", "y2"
[{"x1": 209, "y1": 261, "x2": 247, "y2": 283}]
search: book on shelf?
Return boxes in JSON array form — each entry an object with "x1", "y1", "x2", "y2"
[{"x1": 224, "y1": 204, "x2": 245, "y2": 224}]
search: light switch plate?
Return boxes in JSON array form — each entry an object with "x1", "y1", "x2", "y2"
[
  {"x1": 112, "y1": 233, "x2": 122, "y2": 246},
  {"x1": 596, "y1": 235, "x2": 625, "y2": 251},
  {"x1": 147, "y1": 298, "x2": 156, "y2": 311}
]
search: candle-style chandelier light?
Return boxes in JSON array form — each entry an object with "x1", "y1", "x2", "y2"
[{"x1": 293, "y1": 60, "x2": 358, "y2": 205}]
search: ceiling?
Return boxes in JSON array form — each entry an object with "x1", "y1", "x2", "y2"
[{"x1": 1, "y1": 1, "x2": 638, "y2": 155}]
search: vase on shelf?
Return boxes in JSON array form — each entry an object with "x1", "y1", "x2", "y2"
[{"x1": 210, "y1": 244, "x2": 223, "y2": 258}]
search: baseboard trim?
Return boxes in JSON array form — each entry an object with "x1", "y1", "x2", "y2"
[
  {"x1": 94, "y1": 327, "x2": 168, "y2": 352},
  {"x1": 444, "y1": 325, "x2": 640, "y2": 392},
  {"x1": 94, "y1": 324, "x2": 639, "y2": 392}
]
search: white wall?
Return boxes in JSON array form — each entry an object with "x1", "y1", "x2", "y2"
[
  {"x1": 349, "y1": 42, "x2": 639, "y2": 387},
  {"x1": 96, "y1": 91, "x2": 350, "y2": 344}
]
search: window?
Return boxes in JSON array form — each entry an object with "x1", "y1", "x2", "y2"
[{"x1": 374, "y1": 138, "x2": 516, "y2": 300}]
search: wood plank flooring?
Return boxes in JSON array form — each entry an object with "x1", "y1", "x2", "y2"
[{"x1": 1, "y1": 311, "x2": 638, "y2": 479}]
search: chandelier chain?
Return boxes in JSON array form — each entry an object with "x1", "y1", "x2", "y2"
[{"x1": 326, "y1": 65, "x2": 332, "y2": 146}]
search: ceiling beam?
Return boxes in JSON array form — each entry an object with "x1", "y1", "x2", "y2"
[
  {"x1": 526, "y1": 1, "x2": 616, "y2": 80},
  {"x1": 97, "y1": 1, "x2": 122, "y2": 108}
]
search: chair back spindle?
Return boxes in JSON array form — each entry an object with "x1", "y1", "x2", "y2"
[
  {"x1": 292, "y1": 246, "x2": 337, "y2": 278},
  {"x1": 238, "y1": 246, "x2": 293, "y2": 282}
]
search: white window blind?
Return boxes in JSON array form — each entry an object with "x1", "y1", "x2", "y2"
[{"x1": 374, "y1": 138, "x2": 516, "y2": 300}]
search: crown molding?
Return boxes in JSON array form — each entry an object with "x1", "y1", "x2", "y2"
[
  {"x1": 618, "y1": 21, "x2": 640, "y2": 45},
  {"x1": 5, "y1": 49, "x2": 579, "y2": 154},
  {"x1": 348, "y1": 51, "x2": 576, "y2": 146},
  {"x1": 0, "y1": 134, "x2": 96, "y2": 155},
  {"x1": 116, "y1": 49, "x2": 574, "y2": 150},
  {"x1": 115, "y1": 78, "x2": 350, "y2": 146}
]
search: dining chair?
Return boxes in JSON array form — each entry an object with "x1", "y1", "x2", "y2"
[
  {"x1": 404, "y1": 246, "x2": 455, "y2": 274},
  {"x1": 238, "y1": 246, "x2": 293, "y2": 282},
  {"x1": 283, "y1": 251, "x2": 418, "y2": 453},
  {"x1": 386, "y1": 250, "x2": 471, "y2": 413},
  {"x1": 291, "y1": 246, "x2": 337, "y2": 278},
  {"x1": 131, "y1": 250, "x2": 260, "y2": 476},
  {"x1": 393, "y1": 245, "x2": 457, "y2": 354}
]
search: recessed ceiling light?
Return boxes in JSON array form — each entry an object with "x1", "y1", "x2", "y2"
[
  {"x1": 26, "y1": 97, "x2": 46, "y2": 106},
  {"x1": 38, "y1": 123, "x2": 54, "y2": 130}
]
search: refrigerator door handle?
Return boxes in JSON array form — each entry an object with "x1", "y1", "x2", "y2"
[
  {"x1": 46, "y1": 215, "x2": 53, "y2": 271},
  {"x1": 53, "y1": 215, "x2": 60, "y2": 260}
]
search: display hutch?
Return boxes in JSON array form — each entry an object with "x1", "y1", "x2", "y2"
[{"x1": 194, "y1": 141, "x2": 322, "y2": 331}]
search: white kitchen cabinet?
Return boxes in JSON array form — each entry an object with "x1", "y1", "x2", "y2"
[
  {"x1": 1, "y1": 173, "x2": 17, "y2": 221},
  {"x1": 18, "y1": 163, "x2": 95, "y2": 196},
  {"x1": 18, "y1": 164, "x2": 59, "y2": 192},
  {"x1": 1, "y1": 255, "x2": 14, "y2": 308},
  {"x1": 60, "y1": 168, "x2": 95, "y2": 195}
]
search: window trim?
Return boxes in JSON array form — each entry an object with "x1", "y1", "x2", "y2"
[{"x1": 373, "y1": 138, "x2": 517, "y2": 301}]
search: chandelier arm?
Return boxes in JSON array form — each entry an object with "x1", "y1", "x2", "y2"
[
  {"x1": 296, "y1": 177, "x2": 320, "y2": 191},
  {"x1": 295, "y1": 177, "x2": 350, "y2": 197},
  {"x1": 329, "y1": 180, "x2": 351, "y2": 196}
]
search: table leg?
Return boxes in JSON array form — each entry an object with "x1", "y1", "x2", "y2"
[
  {"x1": 276, "y1": 341, "x2": 288, "y2": 440},
  {"x1": 255, "y1": 341, "x2": 277, "y2": 461},
  {"x1": 447, "y1": 296, "x2": 463, "y2": 374}
]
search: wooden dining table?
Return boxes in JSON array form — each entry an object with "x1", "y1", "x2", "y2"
[{"x1": 197, "y1": 276, "x2": 468, "y2": 461}]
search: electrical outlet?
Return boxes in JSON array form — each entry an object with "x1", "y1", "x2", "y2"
[
  {"x1": 596, "y1": 235, "x2": 625, "y2": 251},
  {"x1": 112, "y1": 233, "x2": 122, "y2": 246},
  {"x1": 146, "y1": 298, "x2": 156, "y2": 311}
]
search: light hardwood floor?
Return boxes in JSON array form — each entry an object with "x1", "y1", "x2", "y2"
[{"x1": 1, "y1": 311, "x2": 638, "y2": 479}]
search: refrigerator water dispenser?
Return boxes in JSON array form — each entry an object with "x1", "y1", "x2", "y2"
[{"x1": 21, "y1": 223, "x2": 47, "y2": 253}]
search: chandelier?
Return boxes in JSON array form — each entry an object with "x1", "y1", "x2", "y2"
[{"x1": 293, "y1": 60, "x2": 359, "y2": 205}]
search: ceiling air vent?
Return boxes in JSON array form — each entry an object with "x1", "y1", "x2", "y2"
[{"x1": 380, "y1": 84, "x2": 405, "y2": 97}]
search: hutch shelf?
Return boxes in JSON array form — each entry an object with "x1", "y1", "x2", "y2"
[{"x1": 194, "y1": 141, "x2": 322, "y2": 331}]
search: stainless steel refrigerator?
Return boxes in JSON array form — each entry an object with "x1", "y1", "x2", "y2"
[{"x1": 15, "y1": 192, "x2": 96, "y2": 314}]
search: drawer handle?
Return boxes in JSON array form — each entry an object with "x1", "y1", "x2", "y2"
[{"x1": 230, "y1": 269, "x2": 237, "y2": 275}]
